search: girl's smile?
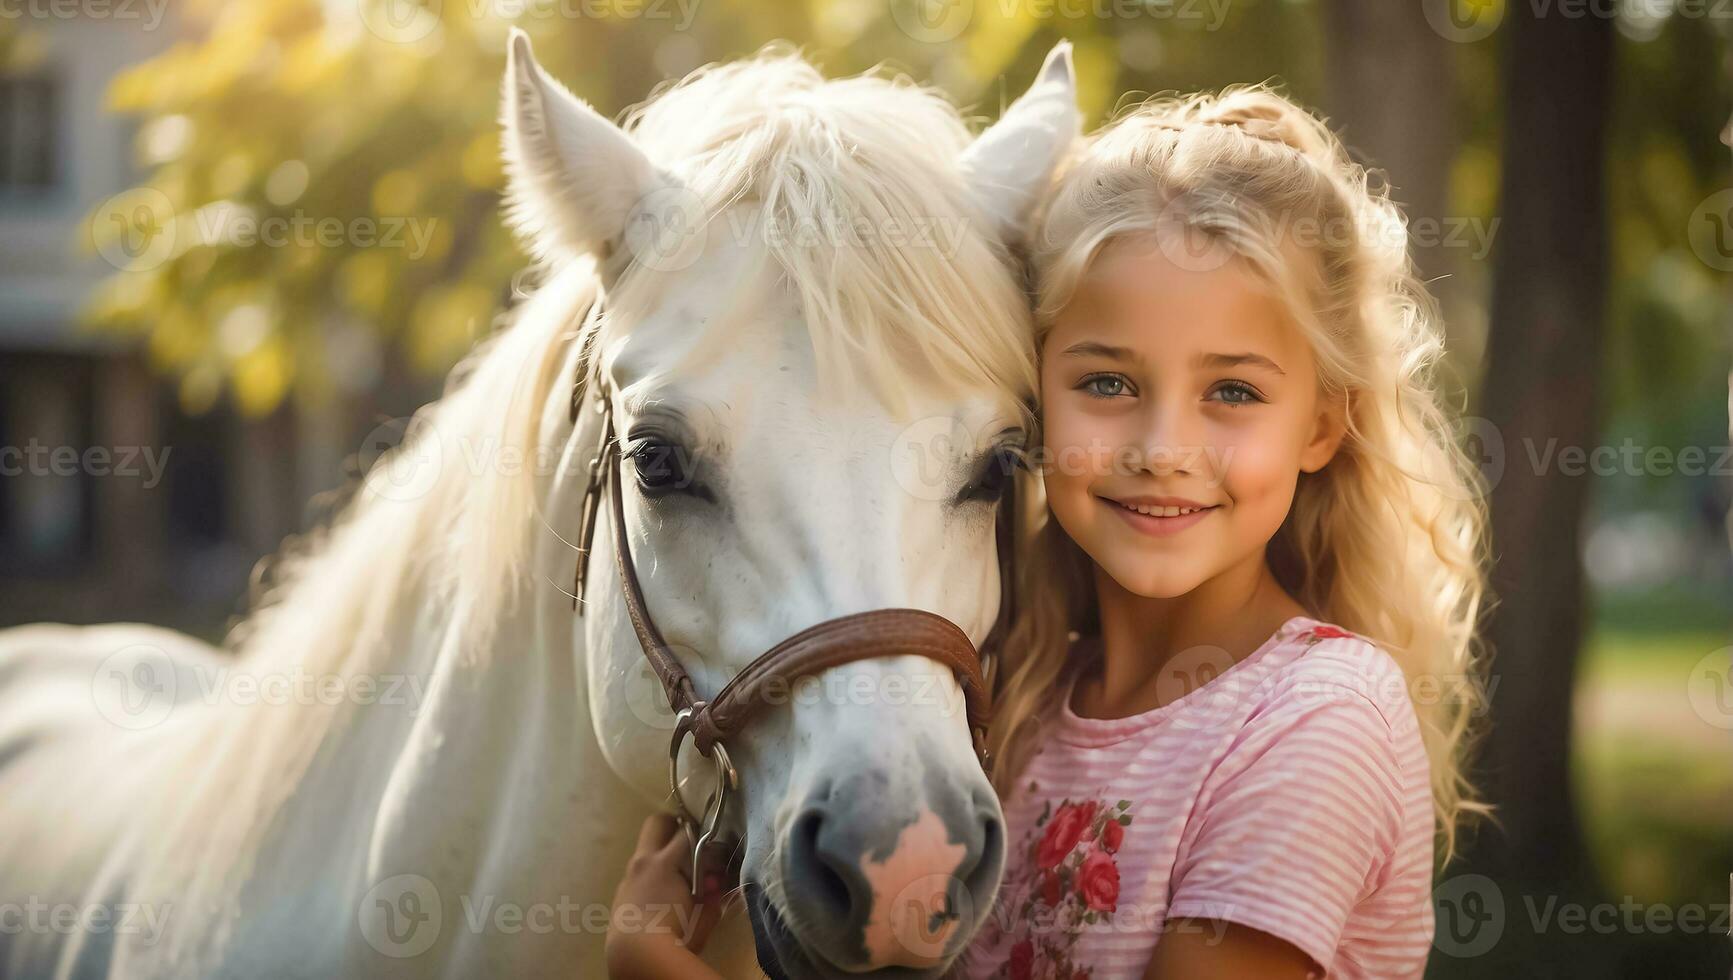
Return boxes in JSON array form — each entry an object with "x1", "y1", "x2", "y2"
[{"x1": 1096, "y1": 492, "x2": 1221, "y2": 537}]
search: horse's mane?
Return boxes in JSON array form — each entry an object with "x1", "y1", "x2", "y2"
[{"x1": 146, "y1": 47, "x2": 1039, "y2": 957}]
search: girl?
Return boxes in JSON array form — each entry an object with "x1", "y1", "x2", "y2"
[{"x1": 605, "y1": 84, "x2": 1490, "y2": 979}]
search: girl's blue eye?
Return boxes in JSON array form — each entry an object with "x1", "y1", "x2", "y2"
[
  {"x1": 1080, "y1": 374, "x2": 1129, "y2": 399},
  {"x1": 1211, "y1": 381, "x2": 1262, "y2": 406}
]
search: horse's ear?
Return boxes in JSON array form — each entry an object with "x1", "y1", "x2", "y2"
[
  {"x1": 500, "y1": 28, "x2": 670, "y2": 264},
  {"x1": 959, "y1": 40, "x2": 1081, "y2": 245}
]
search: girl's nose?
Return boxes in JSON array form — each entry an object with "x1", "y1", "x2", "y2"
[{"x1": 1134, "y1": 402, "x2": 1203, "y2": 476}]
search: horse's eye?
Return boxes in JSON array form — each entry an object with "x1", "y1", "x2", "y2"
[
  {"x1": 958, "y1": 445, "x2": 1026, "y2": 504},
  {"x1": 627, "y1": 439, "x2": 697, "y2": 497}
]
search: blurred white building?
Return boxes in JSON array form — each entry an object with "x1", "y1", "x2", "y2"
[{"x1": 0, "y1": 11, "x2": 309, "y2": 635}]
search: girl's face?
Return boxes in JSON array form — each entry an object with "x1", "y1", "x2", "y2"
[{"x1": 1038, "y1": 238, "x2": 1345, "y2": 599}]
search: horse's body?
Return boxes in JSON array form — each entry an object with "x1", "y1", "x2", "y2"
[{"x1": 0, "y1": 33, "x2": 1076, "y2": 979}]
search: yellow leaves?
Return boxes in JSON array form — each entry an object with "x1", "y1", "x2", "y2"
[
  {"x1": 372, "y1": 169, "x2": 425, "y2": 216},
  {"x1": 265, "y1": 160, "x2": 311, "y2": 206},
  {"x1": 339, "y1": 250, "x2": 395, "y2": 317},
  {"x1": 138, "y1": 115, "x2": 195, "y2": 166},
  {"x1": 1068, "y1": 34, "x2": 1119, "y2": 125},
  {"x1": 462, "y1": 132, "x2": 504, "y2": 190},
  {"x1": 278, "y1": 31, "x2": 344, "y2": 95},
  {"x1": 211, "y1": 153, "x2": 257, "y2": 199},
  {"x1": 960, "y1": 4, "x2": 1043, "y2": 92},
  {"x1": 810, "y1": 0, "x2": 877, "y2": 49},
  {"x1": 409, "y1": 282, "x2": 496, "y2": 375},
  {"x1": 147, "y1": 304, "x2": 207, "y2": 374},
  {"x1": 232, "y1": 331, "x2": 294, "y2": 417},
  {"x1": 415, "y1": 220, "x2": 455, "y2": 264},
  {"x1": 179, "y1": 364, "x2": 223, "y2": 417}
]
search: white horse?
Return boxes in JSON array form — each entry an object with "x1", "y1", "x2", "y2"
[{"x1": 0, "y1": 30, "x2": 1076, "y2": 980}]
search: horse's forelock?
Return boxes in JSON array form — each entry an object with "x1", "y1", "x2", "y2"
[{"x1": 606, "y1": 48, "x2": 1038, "y2": 425}]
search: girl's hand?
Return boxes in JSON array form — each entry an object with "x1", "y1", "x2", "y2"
[{"x1": 604, "y1": 813, "x2": 728, "y2": 980}]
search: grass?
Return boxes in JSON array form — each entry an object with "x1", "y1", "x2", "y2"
[{"x1": 1568, "y1": 585, "x2": 1731, "y2": 976}]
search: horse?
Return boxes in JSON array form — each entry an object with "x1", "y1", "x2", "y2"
[{"x1": 0, "y1": 29, "x2": 1077, "y2": 979}]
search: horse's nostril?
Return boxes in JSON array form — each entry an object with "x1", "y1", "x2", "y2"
[
  {"x1": 978, "y1": 812, "x2": 1002, "y2": 874},
  {"x1": 789, "y1": 806, "x2": 858, "y2": 922}
]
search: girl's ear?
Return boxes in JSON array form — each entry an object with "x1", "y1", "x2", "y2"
[{"x1": 1299, "y1": 391, "x2": 1349, "y2": 473}]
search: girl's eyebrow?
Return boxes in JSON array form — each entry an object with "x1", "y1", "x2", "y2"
[
  {"x1": 1059, "y1": 340, "x2": 1140, "y2": 363},
  {"x1": 1194, "y1": 351, "x2": 1286, "y2": 375},
  {"x1": 1058, "y1": 342, "x2": 1285, "y2": 377}
]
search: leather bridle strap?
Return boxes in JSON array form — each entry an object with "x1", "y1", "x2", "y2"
[
  {"x1": 685, "y1": 608, "x2": 990, "y2": 758},
  {"x1": 601, "y1": 431, "x2": 702, "y2": 715}
]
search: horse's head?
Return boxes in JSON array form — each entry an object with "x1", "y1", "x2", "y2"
[{"x1": 502, "y1": 32, "x2": 1076, "y2": 977}]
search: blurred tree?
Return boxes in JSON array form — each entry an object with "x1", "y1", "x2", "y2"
[
  {"x1": 1474, "y1": 0, "x2": 1615, "y2": 895},
  {"x1": 1319, "y1": 0, "x2": 1464, "y2": 352}
]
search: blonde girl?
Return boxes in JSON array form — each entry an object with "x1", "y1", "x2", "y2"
[
  {"x1": 956, "y1": 84, "x2": 1490, "y2": 979},
  {"x1": 606, "y1": 84, "x2": 1489, "y2": 980}
]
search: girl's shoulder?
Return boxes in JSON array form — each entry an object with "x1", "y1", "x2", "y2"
[{"x1": 1259, "y1": 616, "x2": 1421, "y2": 738}]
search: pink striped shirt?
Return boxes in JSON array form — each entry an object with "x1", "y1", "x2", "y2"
[{"x1": 960, "y1": 616, "x2": 1436, "y2": 979}]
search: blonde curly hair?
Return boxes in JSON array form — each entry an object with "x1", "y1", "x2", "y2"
[{"x1": 988, "y1": 84, "x2": 1493, "y2": 864}]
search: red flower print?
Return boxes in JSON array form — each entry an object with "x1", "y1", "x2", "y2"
[
  {"x1": 1076, "y1": 849, "x2": 1120, "y2": 913},
  {"x1": 1308, "y1": 625, "x2": 1355, "y2": 641},
  {"x1": 1037, "y1": 801, "x2": 1098, "y2": 869},
  {"x1": 1008, "y1": 939, "x2": 1033, "y2": 980},
  {"x1": 1041, "y1": 869, "x2": 1063, "y2": 907},
  {"x1": 1101, "y1": 818, "x2": 1124, "y2": 853}
]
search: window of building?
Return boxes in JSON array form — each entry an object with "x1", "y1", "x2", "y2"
[{"x1": 0, "y1": 72, "x2": 58, "y2": 191}]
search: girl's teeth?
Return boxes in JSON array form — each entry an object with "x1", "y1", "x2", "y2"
[{"x1": 1119, "y1": 501, "x2": 1207, "y2": 517}]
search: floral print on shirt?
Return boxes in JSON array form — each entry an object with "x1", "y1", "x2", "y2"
[{"x1": 988, "y1": 792, "x2": 1133, "y2": 980}]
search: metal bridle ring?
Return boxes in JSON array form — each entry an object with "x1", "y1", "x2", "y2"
[{"x1": 668, "y1": 707, "x2": 738, "y2": 897}]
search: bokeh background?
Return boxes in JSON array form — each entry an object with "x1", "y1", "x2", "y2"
[{"x1": 0, "y1": 0, "x2": 1728, "y2": 975}]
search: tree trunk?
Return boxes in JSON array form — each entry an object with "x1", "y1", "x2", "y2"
[
  {"x1": 1320, "y1": 0, "x2": 1464, "y2": 349},
  {"x1": 1473, "y1": 4, "x2": 1615, "y2": 890}
]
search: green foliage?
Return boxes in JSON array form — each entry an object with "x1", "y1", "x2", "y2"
[{"x1": 80, "y1": 0, "x2": 1733, "y2": 451}]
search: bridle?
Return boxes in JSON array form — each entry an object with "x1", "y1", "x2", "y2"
[{"x1": 566, "y1": 343, "x2": 1018, "y2": 896}]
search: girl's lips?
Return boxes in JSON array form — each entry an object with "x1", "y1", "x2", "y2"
[{"x1": 1099, "y1": 495, "x2": 1218, "y2": 537}]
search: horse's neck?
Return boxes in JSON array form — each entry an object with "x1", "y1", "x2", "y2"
[{"x1": 276, "y1": 341, "x2": 656, "y2": 973}]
